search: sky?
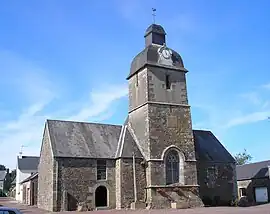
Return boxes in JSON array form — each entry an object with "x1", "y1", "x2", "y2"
[{"x1": 0, "y1": 0, "x2": 270, "y2": 169}]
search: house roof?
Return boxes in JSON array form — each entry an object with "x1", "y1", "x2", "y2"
[
  {"x1": 193, "y1": 130, "x2": 235, "y2": 163},
  {"x1": 0, "y1": 170, "x2": 7, "y2": 181},
  {"x1": 20, "y1": 172, "x2": 38, "y2": 184},
  {"x1": 236, "y1": 160, "x2": 270, "y2": 181},
  {"x1": 47, "y1": 120, "x2": 122, "y2": 158},
  {"x1": 17, "y1": 156, "x2": 40, "y2": 171}
]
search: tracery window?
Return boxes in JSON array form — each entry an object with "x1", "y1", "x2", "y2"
[{"x1": 166, "y1": 150, "x2": 179, "y2": 184}]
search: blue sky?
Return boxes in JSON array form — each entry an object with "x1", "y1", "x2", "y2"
[{"x1": 0, "y1": 0, "x2": 269, "y2": 169}]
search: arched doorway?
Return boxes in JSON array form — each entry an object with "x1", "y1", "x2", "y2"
[{"x1": 95, "y1": 186, "x2": 108, "y2": 207}]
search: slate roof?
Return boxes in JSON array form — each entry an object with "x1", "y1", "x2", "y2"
[
  {"x1": 144, "y1": 24, "x2": 166, "y2": 37},
  {"x1": 0, "y1": 170, "x2": 7, "y2": 181},
  {"x1": 46, "y1": 119, "x2": 233, "y2": 163},
  {"x1": 236, "y1": 160, "x2": 270, "y2": 181},
  {"x1": 47, "y1": 120, "x2": 122, "y2": 158},
  {"x1": 20, "y1": 172, "x2": 38, "y2": 184},
  {"x1": 193, "y1": 130, "x2": 235, "y2": 163},
  {"x1": 17, "y1": 156, "x2": 40, "y2": 171},
  {"x1": 127, "y1": 44, "x2": 187, "y2": 80}
]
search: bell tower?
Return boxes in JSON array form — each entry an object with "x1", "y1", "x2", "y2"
[{"x1": 127, "y1": 24, "x2": 202, "y2": 208}]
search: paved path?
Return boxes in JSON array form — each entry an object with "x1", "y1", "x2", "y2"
[
  {"x1": 0, "y1": 197, "x2": 48, "y2": 213},
  {"x1": 1, "y1": 197, "x2": 270, "y2": 214}
]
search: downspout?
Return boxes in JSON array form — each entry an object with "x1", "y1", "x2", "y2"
[{"x1": 133, "y1": 152, "x2": 137, "y2": 202}]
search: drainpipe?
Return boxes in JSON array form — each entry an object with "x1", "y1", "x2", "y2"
[{"x1": 133, "y1": 152, "x2": 137, "y2": 202}]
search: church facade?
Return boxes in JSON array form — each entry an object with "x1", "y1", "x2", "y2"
[{"x1": 37, "y1": 24, "x2": 237, "y2": 212}]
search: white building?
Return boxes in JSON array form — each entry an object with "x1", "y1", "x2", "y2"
[
  {"x1": 0, "y1": 170, "x2": 7, "y2": 192},
  {"x1": 15, "y1": 156, "x2": 39, "y2": 202}
]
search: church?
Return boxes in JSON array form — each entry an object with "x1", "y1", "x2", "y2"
[{"x1": 37, "y1": 23, "x2": 237, "y2": 212}]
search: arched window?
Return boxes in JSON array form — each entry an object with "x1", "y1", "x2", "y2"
[{"x1": 166, "y1": 150, "x2": 179, "y2": 184}]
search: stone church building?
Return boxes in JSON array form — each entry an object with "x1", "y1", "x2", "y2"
[{"x1": 37, "y1": 24, "x2": 237, "y2": 212}]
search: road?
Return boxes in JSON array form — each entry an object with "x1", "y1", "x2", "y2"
[{"x1": 1, "y1": 197, "x2": 270, "y2": 214}]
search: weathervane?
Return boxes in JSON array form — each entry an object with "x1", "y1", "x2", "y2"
[{"x1": 152, "y1": 8, "x2": 156, "y2": 24}]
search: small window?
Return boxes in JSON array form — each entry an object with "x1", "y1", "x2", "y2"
[
  {"x1": 207, "y1": 167, "x2": 216, "y2": 188},
  {"x1": 97, "y1": 160, "x2": 106, "y2": 180},
  {"x1": 135, "y1": 73, "x2": 138, "y2": 87},
  {"x1": 165, "y1": 75, "x2": 171, "y2": 89},
  {"x1": 239, "y1": 188, "x2": 247, "y2": 197}
]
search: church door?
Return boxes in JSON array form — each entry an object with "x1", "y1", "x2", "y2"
[{"x1": 95, "y1": 186, "x2": 108, "y2": 207}]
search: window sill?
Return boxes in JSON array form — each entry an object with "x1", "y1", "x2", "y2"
[{"x1": 96, "y1": 179, "x2": 107, "y2": 182}]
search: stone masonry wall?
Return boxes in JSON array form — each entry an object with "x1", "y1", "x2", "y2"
[
  {"x1": 148, "y1": 104, "x2": 196, "y2": 160},
  {"x1": 147, "y1": 67, "x2": 188, "y2": 105},
  {"x1": 37, "y1": 124, "x2": 54, "y2": 211},
  {"x1": 197, "y1": 162, "x2": 235, "y2": 206},
  {"x1": 56, "y1": 158, "x2": 116, "y2": 211},
  {"x1": 115, "y1": 158, "x2": 146, "y2": 209},
  {"x1": 128, "y1": 68, "x2": 148, "y2": 112}
]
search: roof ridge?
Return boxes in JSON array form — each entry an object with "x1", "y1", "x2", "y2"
[
  {"x1": 237, "y1": 160, "x2": 270, "y2": 167},
  {"x1": 193, "y1": 129, "x2": 212, "y2": 132},
  {"x1": 18, "y1": 156, "x2": 40, "y2": 159},
  {"x1": 47, "y1": 119, "x2": 122, "y2": 127}
]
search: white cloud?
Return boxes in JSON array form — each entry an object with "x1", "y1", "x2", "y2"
[
  {"x1": 0, "y1": 82, "x2": 128, "y2": 169},
  {"x1": 0, "y1": 51, "x2": 128, "y2": 169},
  {"x1": 67, "y1": 84, "x2": 128, "y2": 121},
  {"x1": 262, "y1": 83, "x2": 270, "y2": 89},
  {"x1": 193, "y1": 83, "x2": 270, "y2": 133},
  {"x1": 240, "y1": 92, "x2": 261, "y2": 106},
  {"x1": 223, "y1": 110, "x2": 270, "y2": 129}
]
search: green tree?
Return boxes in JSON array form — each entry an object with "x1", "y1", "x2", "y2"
[
  {"x1": 5, "y1": 169, "x2": 16, "y2": 192},
  {"x1": 234, "y1": 149, "x2": 252, "y2": 165},
  {"x1": 0, "y1": 164, "x2": 6, "y2": 170}
]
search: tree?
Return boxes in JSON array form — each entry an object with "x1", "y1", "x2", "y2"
[
  {"x1": 234, "y1": 149, "x2": 252, "y2": 165},
  {"x1": 5, "y1": 169, "x2": 16, "y2": 192},
  {"x1": 0, "y1": 164, "x2": 6, "y2": 170}
]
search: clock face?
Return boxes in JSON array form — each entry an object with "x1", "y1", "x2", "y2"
[{"x1": 162, "y1": 49, "x2": 171, "y2": 59}]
